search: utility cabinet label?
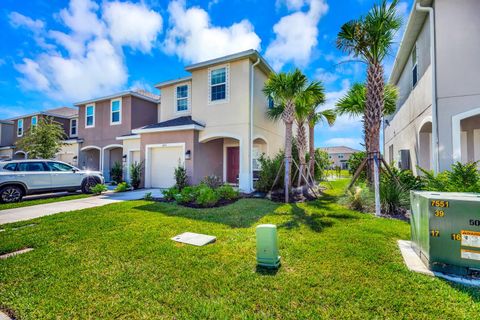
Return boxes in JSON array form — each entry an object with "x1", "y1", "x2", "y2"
[
  {"x1": 461, "y1": 230, "x2": 480, "y2": 248},
  {"x1": 461, "y1": 249, "x2": 480, "y2": 261}
]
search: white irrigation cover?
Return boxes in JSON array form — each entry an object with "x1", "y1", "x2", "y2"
[{"x1": 171, "y1": 232, "x2": 216, "y2": 246}]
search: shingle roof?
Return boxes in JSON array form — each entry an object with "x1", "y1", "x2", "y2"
[
  {"x1": 319, "y1": 146, "x2": 362, "y2": 154},
  {"x1": 44, "y1": 107, "x2": 78, "y2": 118},
  {"x1": 139, "y1": 116, "x2": 205, "y2": 130}
]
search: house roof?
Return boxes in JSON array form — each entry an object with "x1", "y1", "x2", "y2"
[
  {"x1": 185, "y1": 49, "x2": 274, "y2": 74},
  {"x1": 154, "y1": 76, "x2": 192, "y2": 89},
  {"x1": 389, "y1": 0, "x2": 433, "y2": 85},
  {"x1": 74, "y1": 90, "x2": 160, "y2": 106},
  {"x1": 319, "y1": 146, "x2": 362, "y2": 154},
  {"x1": 6, "y1": 107, "x2": 78, "y2": 121},
  {"x1": 131, "y1": 116, "x2": 205, "y2": 134}
]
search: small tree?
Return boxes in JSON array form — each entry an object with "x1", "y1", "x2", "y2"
[
  {"x1": 130, "y1": 161, "x2": 144, "y2": 189},
  {"x1": 16, "y1": 117, "x2": 66, "y2": 159},
  {"x1": 110, "y1": 162, "x2": 123, "y2": 184},
  {"x1": 174, "y1": 162, "x2": 188, "y2": 190}
]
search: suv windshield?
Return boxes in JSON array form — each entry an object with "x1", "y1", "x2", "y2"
[{"x1": 47, "y1": 162, "x2": 74, "y2": 172}]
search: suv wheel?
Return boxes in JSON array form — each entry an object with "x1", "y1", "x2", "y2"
[
  {"x1": 0, "y1": 185, "x2": 24, "y2": 203},
  {"x1": 81, "y1": 177, "x2": 100, "y2": 194}
]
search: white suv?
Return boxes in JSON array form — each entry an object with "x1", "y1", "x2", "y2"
[{"x1": 0, "y1": 160, "x2": 104, "y2": 203}]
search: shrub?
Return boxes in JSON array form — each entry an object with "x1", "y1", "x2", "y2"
[
  {"x1": 162, "y1": 187, "x2": 179, "y2": 201},
  {"x1": 174, "y1": 163, "x2": 188, "y2": 190},
  {"x1": 110, "y1": 162, "x2": 123, "y2": 184},
  {"x1": 216, "y1": 184, "x2": 239, "y2": 200},
  {"x1": 130, "y1": 161, "x2": 143, "y2": 189},
  {"x1": 255, "y1": 151, "x2": 284, "y2": 192},
  {"x1": 418, "y1": 161, "x2": 480, "y2": 192},
  {"x1": 144, "y1": 192, "x2": 153, "y2": 201},
  {"x1": 114, "y1": 182, "x2": 130, "y2": 193},
  {"x1": 201, "y1": 175, "x2": 223, "y2": 189},
  {"x1": 312, "y1": 149, "x2": 331, "y2": 181},
  {"x1": 341, "y1": 184, "x2": 374, "y2": 212},
  {"x1": 91, "y1": 184, "x2": 108, "y2": 195},
  {"x1": 380, "y1": 178, "x2": 409, "y2": 215},
  {"x1": 177, "y1": 186, "x2": 197, "y2": 204},
  {"x1": 347, "y1": 152, "x2": 367, "y2": 181},
  {"x1": 195, "y1": 185, "x2": 220, "y2": 207}
]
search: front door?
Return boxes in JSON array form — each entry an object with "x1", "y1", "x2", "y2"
[{"x1": 226, "y1": 147, "x2": 239, "y2": 184}]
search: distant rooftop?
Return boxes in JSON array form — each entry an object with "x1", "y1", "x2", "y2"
[
  {"x1": 319, "y1": 146, "x2": 362, "y2": 154},
  {"x1": 74, "y1": 89, "x2": 160, "y2": 106},
  {"x1": 6, "y1": 106, "x2": 78, "y2": 120}
]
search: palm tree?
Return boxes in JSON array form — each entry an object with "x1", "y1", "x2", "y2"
[
  {"x1": 308, "y1": 108, "x2": 336, "y2": 183},
  {"x1": 263, "y1": 69, "x2": 309, "y2": 202},
  {"x1": 336, "y1": 0, "x2": 402, "y2": 182}
]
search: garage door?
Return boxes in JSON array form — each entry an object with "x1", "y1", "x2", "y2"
[{"x1": 150, "y1": 146, "x2": 184, "y2": 188}]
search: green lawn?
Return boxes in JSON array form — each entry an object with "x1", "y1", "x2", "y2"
[
  {"x1": 0, "y1": 180, "x2": 479, "y2": 319},
  {"x1": 0, "y1": 193, "x2": 91, "y2": 211}
]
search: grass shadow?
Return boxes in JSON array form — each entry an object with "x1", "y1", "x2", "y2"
[
  {"x1": 256, "y1": 265, "x2": 280, "y2": 276},
  {"x1": 134, "y1": 198, "x2": 281, "y2": 228}
]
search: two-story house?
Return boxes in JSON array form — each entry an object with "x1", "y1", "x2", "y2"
[
  {"x1": 0, "y1": 107, "x2": 80, "y2": 163},
  {"x1": 384, "y1": 0, "x2": 480, "y2": 174},
  {"x1": 75, "y1": 50, "x2": 284, "y2": 192},
  {"x1": 320, "y1": 146, "x2": 361, "y2": 170}
]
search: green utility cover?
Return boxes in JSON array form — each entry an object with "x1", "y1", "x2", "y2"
[
  {"x1": 411, "y1": 191, "x2": 480, "y2": 276},
  {"x1": 256, "y1": 224, "x2": 281, "y2": 268}
]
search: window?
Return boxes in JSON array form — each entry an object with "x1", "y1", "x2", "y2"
[
  {"x1": 209, "y1": 66, "x2": 228, "y2": 103},
  {"x1": 31, "y1": 116, "x2": 38, "y2": 129},
  {"x1": 176, "y1": 84, "x2": 189, "y2": 112},
  {"x1": 17, "y1": 162, "x2": 48, "y2": 172},
  {"x1": 268, "y1": 96, "x2": 275, "y2": 109},
  {"x1": 70, "y1": 118, "x2": 78, "y2": 137},
  {"x1": 47, "y1": 162, "x2": 73, "y2": 172},
  {"x1": 86, "y1": 105, "x2": 95, "y2": 128},
  {"x1": 338, "y1": 154, "x2": 344, "y2": 159},
  {"x1": 110, "y1": 99, "x2": 121, "y2": 125},
  {"x1": 412, "y1": 45, "x2": 418, "y2": 87},
  {"x1": 17, "y1": 119, "x2": 23, "y2": 137},
  {"x1": 3, "y1": 163, "x2": 17, "y2": 171}
]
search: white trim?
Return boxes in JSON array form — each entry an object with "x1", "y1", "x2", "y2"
[
  {"x1": 110, "y1": 98, "x2": 122, "y2": 126},
  {"x1": 145, "y1": 143, "x2": 186, "y2": 188},
  {"x1": 208, "y1": 64, "x2": 230, "y2": 105},
  {"x1": 155, "y1": 76, "x2": 192, "y2": 88},
  {"x1": 17, "y1": 119, "x2": 23, "y2": 137},
  {"x1": 452, "y1": 107, "x2": 480, "y2": 163},
  {"x1": 417, "y1": 116, "x2": 433, "y2": 145},
  {"x1": 85, "y1": 104, "x2": 95, "y2": 128},
  {"x1": 132, "y1": 124, "x2": 204, "y2": 134},
  {"x1": 126, "y1": 148, "x2": 141, "y2": 182},
  {"x1": 174, "y1": 83, "x2": 191, "y2": 114},
  {"x1": 116, "y1": 134, "x2": 141, "y2": 141},
  {"x1": 70, "y1": 118, "x2": 78, "y2": 137},
  {"x1": 14, "y1": 151, "x2": 26, "y2": 155},
  {"x1": 0, "y1": 146, "x2": 14, "y2": 150},
  {"x1": 80, "y1": 145, "x2": 101, "y2": 152},
  {"x1": 199, "y1": 132, "x2": 241, "y2": 143},
  {"x1": 63, "y1": 139, "x2": 82, "y2": 144}
]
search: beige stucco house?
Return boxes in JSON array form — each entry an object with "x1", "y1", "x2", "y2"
[
  {"x1": 320, "y1": 146, "x2": 361, "y2": 170},
  {"x1": 0, "y1": 107, "x2": 80, "y2": 163},
  {"x1": 384, "y1": 0, "x2": 480, "y2": 175},
  {"x1": 75, "y1": 50, "x2": 284, "y2": 192}
]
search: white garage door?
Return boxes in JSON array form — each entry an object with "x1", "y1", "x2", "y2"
[{"x1": 149, "y1": 146, "x2": 184, "y2": 188}]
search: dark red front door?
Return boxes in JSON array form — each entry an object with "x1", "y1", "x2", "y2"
[{"x1": 227, "y1": 147, "x2": 240, "y2": 184}]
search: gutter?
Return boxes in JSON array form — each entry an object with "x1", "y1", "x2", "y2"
[
  {"x1": 250, "y1": 58, "x2": 260, "y2": 192},
  {"x1": 416, "y1": 2, "x2": 439, "y2": 174}
]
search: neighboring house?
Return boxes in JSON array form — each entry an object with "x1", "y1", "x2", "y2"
[
  {"x1": 0, "y1": 107, "x2": 80, "y2": 164},
  {"x1": 319, "y1": 146, "x2": 361, "y2": 170},
  {"x1": 384, "y1": 0, "x2": 480, "y2": 174},
  {"x1": 75, "y1": 50, "x2": 284, "y2": 192}
]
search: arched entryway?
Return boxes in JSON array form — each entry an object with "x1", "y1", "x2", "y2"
[
  {"x1": 103, "y1": 144, "x2": 124, "y2": 182},
  {"x1": 13, "y1": 151, "x2": 27, "y2": 160},
  {"x1": 453, "y1": 108, "x2": 480, "y2": 166},
  {"x1": 80, "y1": 146, "x2": 101, "y2": 171},
  {"x1": 418, "y1": 119, "x2": 432, "y2": 171}
]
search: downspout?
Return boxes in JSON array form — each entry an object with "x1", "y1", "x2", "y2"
[
  {"x1": 250, "y1": 57, "x2": 260, "y2": 192},
  {"x1": 416, "y1": 2, "x2": 439, "y2": 174}
]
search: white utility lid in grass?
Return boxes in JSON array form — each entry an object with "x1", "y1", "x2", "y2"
[{"x1": 171, "y1": 232, "x2": 216, "y2": 246}]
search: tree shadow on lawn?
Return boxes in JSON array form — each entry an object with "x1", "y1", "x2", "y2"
[{"x1": 133, "y1": 198, "x2": 281, "y2": 228}]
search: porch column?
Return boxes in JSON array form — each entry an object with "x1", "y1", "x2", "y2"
[{"x1": 238, "y1": 139, "x2": 253, "y2": 193}]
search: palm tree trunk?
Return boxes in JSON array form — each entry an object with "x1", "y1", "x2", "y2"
[
  {"x1": 365, "y1": 62, "x2": 384, "y2": 183},
  {"x1": 308, "y1": 122, "x2": 315, "y2": 184},
  {"x1": 296, "y1": 121, "x2": 307, "y2": 187},
  {"x1": 282, "y1": 101, "x2": 295, "y2": 203}
]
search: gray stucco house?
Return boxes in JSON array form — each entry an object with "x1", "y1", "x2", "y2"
[{"x1": 384, "y1": 0, "x2": 480, "y2": 175}]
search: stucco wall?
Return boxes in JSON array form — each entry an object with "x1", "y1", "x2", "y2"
[
  {"x1": 158, "y1": 80, "x2": 192, "y2": 122},
  {"x1": 55, "y1": 142, "x2": 80, "y2": 166},
  {"x1": 0, "y1": 123, "x2": 14, "y2": 147},
  {"x1": 131, "y1": 96, "x2": 158, "y2": 130},
  {"x1": 193, "y1": 133, "x2": 223, "y2": 183}
]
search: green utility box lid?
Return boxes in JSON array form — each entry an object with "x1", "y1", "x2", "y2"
[
  {"x1": 256, "y1": 224, "x2": 281, "y2": 268},
  {"x1": 410, "y1": 191, "x2": 480, "y2": 277}
]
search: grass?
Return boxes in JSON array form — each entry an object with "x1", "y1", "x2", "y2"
[
  {"x1": 0, "y1": 179, "x2": 479, "y2": 319},
  {"x1": 0, "y1": 193, "x2": 91, "y2": 211}
]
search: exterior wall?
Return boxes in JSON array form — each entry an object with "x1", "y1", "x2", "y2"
[
  {"x1": 0, "y1": 148, "x2": 13, "y2": 160},
  {"x1": 328, "y1": 152, "x2": 355, "y2": 169},
  {"x1": 130, "y1": 96, "x2": 158, "y2": 130},
  {"x1": 193, "y1": 133, "x2": 223, "y2": 184},
  {"x1": 158, "y1": 80, "x2": 192, "y2": 122},
  {"x1": 435, "y1": 0, "x2": 480, "y2": 170},
  {"x1": 123, "y1": 138, "x2": 141, "y2": 182},
  {"x1": 0, "y1": 123, "x2": 14, "y2": 147},
  {"x1": 13, "y1": 115, "x2": 71, "y2": 144},
  {"x1": 55, "y1": 142, "x2": 80, "y2": 166}
]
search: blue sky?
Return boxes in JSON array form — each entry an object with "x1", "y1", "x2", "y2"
[{"x1": 0, "y1": 0, "x2": 411, "y2": 149}]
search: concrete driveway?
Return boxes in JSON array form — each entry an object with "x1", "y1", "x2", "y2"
[{"x1": 0, "y1": 189, "x2": 163, "y2": 225}]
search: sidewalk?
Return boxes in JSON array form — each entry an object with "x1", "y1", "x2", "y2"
[{"x1": 0, "y1": 189, "x2": 163, "y2": 225}]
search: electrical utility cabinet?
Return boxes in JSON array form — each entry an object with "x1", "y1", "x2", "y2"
[
  {"x1": 410, "y1": 191, "x2": 480, "y2": 276},
  {"x1": 256, "y1": 224, "x2": 281, "y2": 268}
]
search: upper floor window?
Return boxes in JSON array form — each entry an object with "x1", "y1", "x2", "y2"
[
  {"x1": 209, "y1": 65, "x2": 229, "y2": 103},
  {"x1": 110, "y1": 99, "x2": 122, "y2": 125},
  {"x1": 31, "y1": 116, "x2": 38, "y2": 129},
  {"x1": 70, "y1": 118, "x2": 78, "y2": 137},
  {"x1": 176, "y1": 84, "x2": 189, "y2": 112},
  {"x1": 17, "y1": 119, "x2": 23, "y2": 137},
  {"x1": 412, "y1": 45, "x2": 418, "y2": 87},
  {"x1": 85, "y1": 104, "x2": 95, "y2": 128},
  {"x1": 268, "y1": 96, "x2": 275, "y2": 109}
]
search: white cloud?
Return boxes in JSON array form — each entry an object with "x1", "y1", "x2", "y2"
[
  {"x1": 164, "y1": 0, "x2": 261, "y2": 63},
  {"x1": 324, "y1": 137, "x2": 363, "y2": 149},
  {"x1": 12, "y1": 0, "x2": 163, "y2": 102},
  {"x1": 265, "y1": 0, "x2": 328, "y2": 70},
  {"x1": 103, "y1": 1, "x2": 163, "y2": 53},
  {"x1": 276, "y1": 0, "x2": 307, "y2": 11},
  {"x1": 9, "y1": 12, "x2": 44, "y2": 31},
  {"x1": 315, "y1": 67, "x2": 339, "y2": 84}
]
